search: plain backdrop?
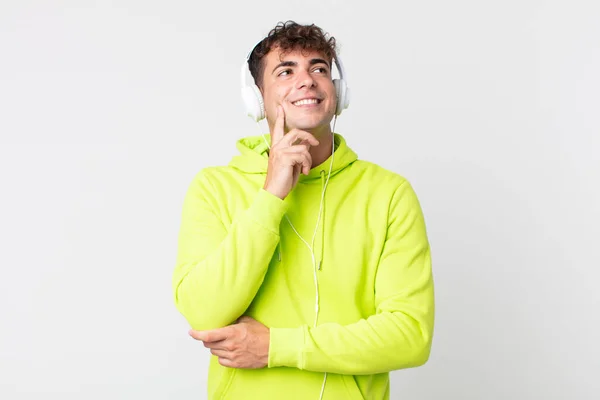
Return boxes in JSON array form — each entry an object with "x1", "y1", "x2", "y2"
[{"x1": 1, "y1": 1, "x2": 599, "y2": 399}]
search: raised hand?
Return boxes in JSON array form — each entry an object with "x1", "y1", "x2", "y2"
[{"x1": 263, "y1": 106, "x2": 320, "y2": 199}]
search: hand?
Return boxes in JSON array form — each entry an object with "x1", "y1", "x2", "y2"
[
  {"x1": 188, "y1": 316, "x2": 270, "y2": 369},
  {"x1": 263, "y1": 105, "x2": 320, "y2": 199}
]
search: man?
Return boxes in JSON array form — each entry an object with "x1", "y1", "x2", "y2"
[{"x1": 172, "y1": 21, "x2": 434, "y2": 400}]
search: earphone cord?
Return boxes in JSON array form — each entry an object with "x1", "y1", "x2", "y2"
[
  {"x1": 257, "y1": 116, "x2": 338, "y2": 400},
  {"x1": 315, "y1": 115, "x2": 336, "y2": 400}
]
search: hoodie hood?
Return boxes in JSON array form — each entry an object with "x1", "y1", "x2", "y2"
[
  {"x1": 229, "y1": 132, "x2": 358, "y2": 271},
  {"x1": 229, "y1": 133, "x2": 358, "y2": 182}
]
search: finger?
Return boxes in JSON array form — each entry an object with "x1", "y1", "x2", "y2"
[
  {"x1": 296, "y1": 132, "x2": 319, "y2": 148},
  {"x1": 303, "y1": 153, "x2": 312, "y2": 175},
  {"x1": 282, "y1": 144, "x2": 311, "y2": 154},
  {"x1": 283, "y1": 130, "x2": 319, "y2": 148},
  {"x1": 285, "y1": 153, "x2": 312, "y2": 175},
  {"x1": 189, "y1": 327, "x2": 230, "y2": 342},
  {"x1": 272, "y1": 105, "x2": 285, "y2": 144},
  {"x1": 236, "y1": 315, "x2": 254, "y2": 323},
  {"x1": 202, "y1": 339, "x2": 229, "y2": 350},
  {"x1": 218, "y1": 357, "x2": 235, "y2": 368},
  {"x1": 210, "y1": 348, "x2": 230, "y2": 358}
]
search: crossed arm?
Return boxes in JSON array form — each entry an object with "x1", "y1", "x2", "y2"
[{"x1": 176, "y1": 172, "x2": 434, "y2": 374}]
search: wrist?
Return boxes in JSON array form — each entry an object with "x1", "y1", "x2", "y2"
[{"x1": 263, "y1": 184, "x2": 286, "y2": 200}]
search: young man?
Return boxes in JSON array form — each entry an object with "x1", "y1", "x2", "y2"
[{"x1": 173, "y1": 21, "x2": 434, "y2": 400}]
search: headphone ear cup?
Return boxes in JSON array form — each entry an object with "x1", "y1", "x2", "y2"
[
  {"x1": 333, "y1": 78, "x2": 350, "y2": 116},
  {"x1": 241, "y1": 84, "x2": 265, "y2": 121}
]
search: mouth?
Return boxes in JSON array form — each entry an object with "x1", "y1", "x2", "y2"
[{"x1": 291, "y1": 98, "x2": 322, "y2": 107}]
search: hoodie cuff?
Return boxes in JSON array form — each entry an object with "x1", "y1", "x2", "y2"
[
  {"x1": 268, "y1": 326, "x2": 306, "y2": 369},
  {"x1": 246, "y1": 189, "x2": 288, "y2": 235}
]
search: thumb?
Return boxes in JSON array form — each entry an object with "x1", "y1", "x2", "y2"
[{"x1": 237, "y1": 315, "x2": 254, "y2": 324}]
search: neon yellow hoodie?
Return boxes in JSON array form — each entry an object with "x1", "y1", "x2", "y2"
[{"x1": 173, "y1": 133, "x2": 434, "y2": 400}]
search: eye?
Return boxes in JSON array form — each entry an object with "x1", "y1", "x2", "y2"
[
  {"x1": 278, "y1": 69, "x2": 292, "y2": 77},
  {"x1": 313, "y1": 67, "x2": 329, "y2": 74}
]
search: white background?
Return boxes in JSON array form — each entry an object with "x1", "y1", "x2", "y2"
[{"x1": 1, "y1": 1, "x2": 599, "y2": 399}]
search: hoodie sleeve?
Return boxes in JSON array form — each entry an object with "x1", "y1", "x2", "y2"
[
  {"x1": 172, "y1": 169, "x2": 287, "y2": 331},
  {"x1": 268, "y1": 180, "x2": 434, "y2": 375}
]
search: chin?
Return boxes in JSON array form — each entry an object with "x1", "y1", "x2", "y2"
[{"x1": 288, "y1": 115, "x2": 333, "y2": 132}]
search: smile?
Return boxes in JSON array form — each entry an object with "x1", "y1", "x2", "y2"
[{"x1": 292, "y1": 98, "x2": 321, "y2": 106}]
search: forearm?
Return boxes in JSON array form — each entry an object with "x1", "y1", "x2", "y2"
[
  {"x1": 173, "y1": 187, "x2": 287, "y2": 330},
  {"x1": 269, "y1": 294, "x2": 434, "y2": 375}
]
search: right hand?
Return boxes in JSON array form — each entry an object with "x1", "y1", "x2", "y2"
[{"x1": 263, "y1": 106, "x2": 320, "y2": 200}]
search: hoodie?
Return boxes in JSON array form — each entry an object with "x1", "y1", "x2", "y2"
[{"x1": 173, "y1": 133, "x2": 434, "y2": 400}]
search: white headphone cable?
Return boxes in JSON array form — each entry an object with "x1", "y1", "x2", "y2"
[{"x1": 257, "y1": 116, "x2": 338, "y2": 400}]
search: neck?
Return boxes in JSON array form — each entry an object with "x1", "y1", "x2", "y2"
[
  {"x1": 309, "y1": 131, "x2": 334, "y2": 168},
  {"x1": 303, "y1": 124, "x2": 334, "y2": 168}
]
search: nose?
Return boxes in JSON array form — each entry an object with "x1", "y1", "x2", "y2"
[{"x1": 295, "y1": 69, "x2": 316, "y2": 90}]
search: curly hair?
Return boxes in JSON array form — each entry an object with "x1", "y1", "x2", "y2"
[{"x1": 248, "y1": 21, "x2": 337, "y2": 89}]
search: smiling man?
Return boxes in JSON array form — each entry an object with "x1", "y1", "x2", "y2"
[{"x1": 172, "y1": 21, "x2": 435, "y2": 400}]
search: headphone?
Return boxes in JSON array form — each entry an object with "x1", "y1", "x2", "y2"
[{"x1": 240, "y1": 43, "x2": 350, "y2": 121}]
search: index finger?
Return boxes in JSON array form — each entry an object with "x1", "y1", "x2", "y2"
[
  {"x1": 283, "y1": 130, "x2": 320, "y2": 148},
  {"x1": 189, "y1": 326, "x2": 231, "y2": 342},
  {"x1": 272, "y1": 105, "x2": 285, "y2": 144}
]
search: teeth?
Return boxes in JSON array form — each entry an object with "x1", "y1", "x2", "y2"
[{"x1": 293, "y1": 98, "x2": 319, "y2": 106}]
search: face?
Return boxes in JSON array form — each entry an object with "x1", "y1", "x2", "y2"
[{"x1": 260, "y1": 47, "x2": 337, "y2": 132}]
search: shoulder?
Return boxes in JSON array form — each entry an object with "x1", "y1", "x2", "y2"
[
  {"x1": 348, "y1": 160, "x2": 424, "y2": 214},
  {"x1": 350, "y1": 159, "x2": 411, "y2": 190},
  {"x1": 189, "y1": 165, "x2": 237, "y2": 185},
  {"x1": 182, "y1": 166, "x2": 238, "y2": 200}
]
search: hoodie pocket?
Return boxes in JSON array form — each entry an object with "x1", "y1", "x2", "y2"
[
  {"x1": 214, "y1": 367, "x2": 237, "y2": 399},
  {"x1": 217, "y1": 368, "x2": 363, "y2": 400}
]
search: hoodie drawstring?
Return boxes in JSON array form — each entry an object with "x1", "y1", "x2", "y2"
[{"x1": 316, "y1": 170, "x2": 326, "y2": 270}]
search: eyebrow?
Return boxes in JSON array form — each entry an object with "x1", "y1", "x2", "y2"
[{"x1": 272, "y1": 58, "x2": 331, "y2": 74}]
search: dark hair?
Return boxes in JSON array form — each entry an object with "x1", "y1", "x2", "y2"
[{"x1": 248, "y1": 21, "x2": 337, "y2": 89}]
